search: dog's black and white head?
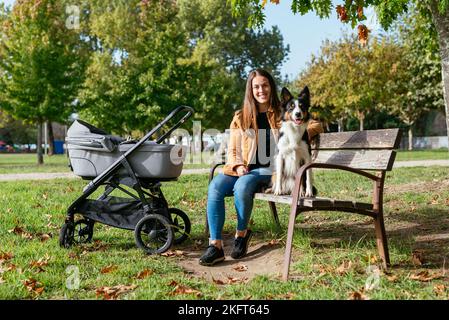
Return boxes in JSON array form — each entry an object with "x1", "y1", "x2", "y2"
[{"x1": 280, "y1": 86, "x2": 310, "y2": 126}]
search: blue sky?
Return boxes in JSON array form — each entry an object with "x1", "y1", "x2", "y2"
[
  {"x1": 264, "y1": 1, "x2": 351, "y2": 79},
  {"x1": 0, "y1": 0, "x2": 379, "y2": 80}
]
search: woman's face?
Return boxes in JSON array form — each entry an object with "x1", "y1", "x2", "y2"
[{"x1": 252, "y1": 75, "x2": 271, "y2": 107}]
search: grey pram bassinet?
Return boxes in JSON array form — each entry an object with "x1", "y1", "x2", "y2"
[
  {"x1": 66, "y1": 120, "x2": 185, "y2": 179},
  {"x1": 60, "y1": 106, "x2": 194, "y2": 255}
]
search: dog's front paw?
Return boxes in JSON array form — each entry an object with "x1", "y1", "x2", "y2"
[
  {"x1": 305, "y1": 188, "x2": 314, "y2": 198},
  {"x1": 264, "y1": 187, "x2": 273, "y2": 194},
  {"x1": 273, "y1": 186, "x2": 282, "y2": 196}
]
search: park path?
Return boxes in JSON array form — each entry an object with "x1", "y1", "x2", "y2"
[{"x1": 0, "y1": 160, "x2": 448, "y2": 182}]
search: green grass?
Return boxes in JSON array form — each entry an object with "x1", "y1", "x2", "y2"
[
  {"x1": 0, "y1": 152, "x2": 208, "y2": 174},
  {"x1": 396, "y1": 148, "x2": 449, "y2": 161},
  {"x1": 0, "y1": 166, "x2": 448, "y2": 299},
  {"x1": 1, "y1": 149, "x2": 448, "y2": 174},
  {"x1": 0, "y1": 154, "x2": 71, "y2": 174}
]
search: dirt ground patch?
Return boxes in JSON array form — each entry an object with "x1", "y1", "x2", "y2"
[{"x1": 177, "y1": 233, "x2": 286, "y2": 282}]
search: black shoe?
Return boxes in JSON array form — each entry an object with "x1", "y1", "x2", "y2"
[
  {"x1": 231, "y1": 230, "x2": 253, "y2": 259},
  {"x1": 199, "y1": 245, "x2": 225, "y2": 266}
]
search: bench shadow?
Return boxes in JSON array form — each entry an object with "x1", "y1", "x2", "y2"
[{"x1": 291, "y1": 207, "x2": 449, "y2": 269}]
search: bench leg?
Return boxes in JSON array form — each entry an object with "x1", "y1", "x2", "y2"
[
  {"x1": 374, "y1": 212, "x2": 390, "y2": 269},
  {"x1": 282, "y1": 205, "x2": 300, "y2": 281},
  {"x1": 268, "y1": 201, "x2": 281, "y2": 230}
]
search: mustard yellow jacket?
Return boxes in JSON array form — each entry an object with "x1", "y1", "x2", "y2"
[{"x1": 222, "y1": 107, "x2": 323, "y2": 176}]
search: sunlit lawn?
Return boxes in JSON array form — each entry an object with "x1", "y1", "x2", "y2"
[
  {"x1": 0, "y1": 167, "x2": 448, "y2": 299},
  {"x1": 0, "y1": 149, "x2": 448, "y2": 174}
]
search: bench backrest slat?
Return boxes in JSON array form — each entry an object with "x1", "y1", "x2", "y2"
[
  {"x1": 313, "y1": 129, "x2": 401, "y2": 150},
  {"x1": 314, "y1": 149, "x2": 397, "y2": 171}
]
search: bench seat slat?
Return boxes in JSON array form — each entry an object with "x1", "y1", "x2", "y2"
[
  {"x1": 254, "y1": 193, "x2": 373, "y2": 211},
  {"x1": 314, "y1": 129, "x2": 401, "y2": 150},
  {"x1": 314, "y1": 149, "x2": 396, "y2": 171}
]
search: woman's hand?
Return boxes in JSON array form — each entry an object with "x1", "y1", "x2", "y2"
[{"x1": 236, "y1": 165, "x2": 248, "y2": 176}]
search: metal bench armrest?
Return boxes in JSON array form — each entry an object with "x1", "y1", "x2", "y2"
[{"x1": 209, "y1": 161, "x2": 226, "y2": 183}]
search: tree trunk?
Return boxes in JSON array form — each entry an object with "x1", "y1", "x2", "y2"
[
  {"x1": 429, "y1": 1, "x2": 449, "y2": 151},
  {"x1": 47, "y1": 121, "x2": 55, "y2": 156},
  {"x1": 408, "y1": 126, "x2": 413, "y2": 151},
  {"x1": 357, "y1": 110, "x2": 365, "y2": 131},
  {"x1": 37, "y1": 122, "x2": 44, "y2": 165},
  {"x1": 337, "y1": 118, "x2": 344, "y2": 132}
]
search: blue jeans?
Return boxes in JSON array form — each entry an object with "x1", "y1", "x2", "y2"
[{"x1": 207, "y1": 167, "x2": 272, "y2": 240}]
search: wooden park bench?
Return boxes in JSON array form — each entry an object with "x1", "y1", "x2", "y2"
[{"x1": 208, "y1": 128, "x2": 401, "y2": 281}]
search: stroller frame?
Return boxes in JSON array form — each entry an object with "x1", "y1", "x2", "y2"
[{"x1": 60, "y1": 106, "x2": 194, "y2": 254}]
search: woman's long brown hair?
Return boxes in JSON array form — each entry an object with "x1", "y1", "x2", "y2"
[{"x1": 241, "y1": 69, "x2": 281, "y2": 130}]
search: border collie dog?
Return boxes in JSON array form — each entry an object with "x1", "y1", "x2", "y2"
[{"x1": 269, "y1": 86, "x2": 315, "y2": 197}]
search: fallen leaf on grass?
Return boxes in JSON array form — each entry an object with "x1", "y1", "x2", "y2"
[
  {"x1": 171, "y1": 285, "x2": 202, "y2": 297},
  {"x1": 22, "y1": 278, "x2": 44, "y2": 296},
  {"x1": 135, "y1": 269, "x2": 154, "y2": 279},
  {"x1": 233, "y1": 264, "x2": 248, "y2": 272},
  {"x1": 349, "y1": 289, "x2": 369, "y2": 300},
  {"x1": 46, "y1": 222, "x2": 58, "y2": 229},
  {"x1": 365, "y1": 255, "x2": 378, "y2": 264},
  {"x1": 100, "y1": 265, "x2": 118, "y2": 274},
  {"x1": 386, "y1": 274, "x2": 399, "y2": 282},
  {"x1": 96, "y1": 285, "x2": 137, "y2": 300},
  {"x1": 81, "y1": 240, "x2": 109, "y2": 254},
  {"x1": 29, "y1": 255, "x2": 50, "y2": 273},
  {"x1": 409, "y1": 270, "x2": 442, "y2": 282},
  {"x1": 336, "y1": 261, "x2": 353, "y2": 275},
  {"x1": 226, "y1": 276, "x2": 248, "y2": 284},
  {"x1": 8, "y1": 226, "x2": 33, "y2": 240},
  {"x1": 434, "y1": 284, "x2": 447, "y2": 296},
  {"x1": 0, "y1": 277, "x2": 4, "y2": 284},
  {"x1": 267, "y1": 239, "x2": 281, "y2": 246},
  {"x1": 5, "y1": 263, "x2": 17, "y2": 272},
  {"x1": 349, "y1": 291, "x2": 367, "y2": 300},
  {"x1": 314, "y1": 264, "x2": 333, "y2": 277},
  {"x1": 161, "y1": 250, "x2": 185, "y2": 257},
  {"x1": 428, "y1": 195, "x2": 439, "y2": 205},
  {"x1": 92, "y1": 240, "x2": 109, "y2": 251},
  {"x1": 68, "y1": 252, "x2": 79, "y2": 259},
  {"x1": 212, "y1": 277, "x2": 226, "y2": 285},
  {"x1": 276, "y1": 292, "x2": 295, "y2": 299},
  {"x1": 36, "y1": 233, "x2": 52, "y2": 242},
  {"x1": 0, "y1": 252, "x2": 13, "y2": 262},
  {"x1": 168, "y1": 280, "x2": 202, "y2": 297},
  {"x1": 412, "y1": 250, "x2": 424, "y2": 266}
]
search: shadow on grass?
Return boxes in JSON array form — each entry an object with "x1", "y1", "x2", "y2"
[{"x1": 283, "y1": 207, "x2": 449, "y2": 270}]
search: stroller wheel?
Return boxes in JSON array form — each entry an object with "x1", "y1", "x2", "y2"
[
  {"x1": 74, "y1": 219, "x2": 94, "y2": 244},
  {"x1": 59, "y1": 222, "x2": 75, "y2": 248},
  {"x1": 168, "y1": 208, "x2": 191, "y2": 245},
  {"x1": 134, "y1": 214, "x2": 174, "y2": 254}
]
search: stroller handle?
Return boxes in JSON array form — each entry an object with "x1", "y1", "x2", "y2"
[
  {"x1": 154, "y1": 105, "x2": 194, "y2": 144},
  {"x1": 122, "y1": 105, "x2": 194, "y2": 154}
]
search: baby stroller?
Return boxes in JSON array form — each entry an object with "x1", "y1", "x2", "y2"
[{"x1": 59, "y1": 106, "x2": 194, "y2": 254}]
